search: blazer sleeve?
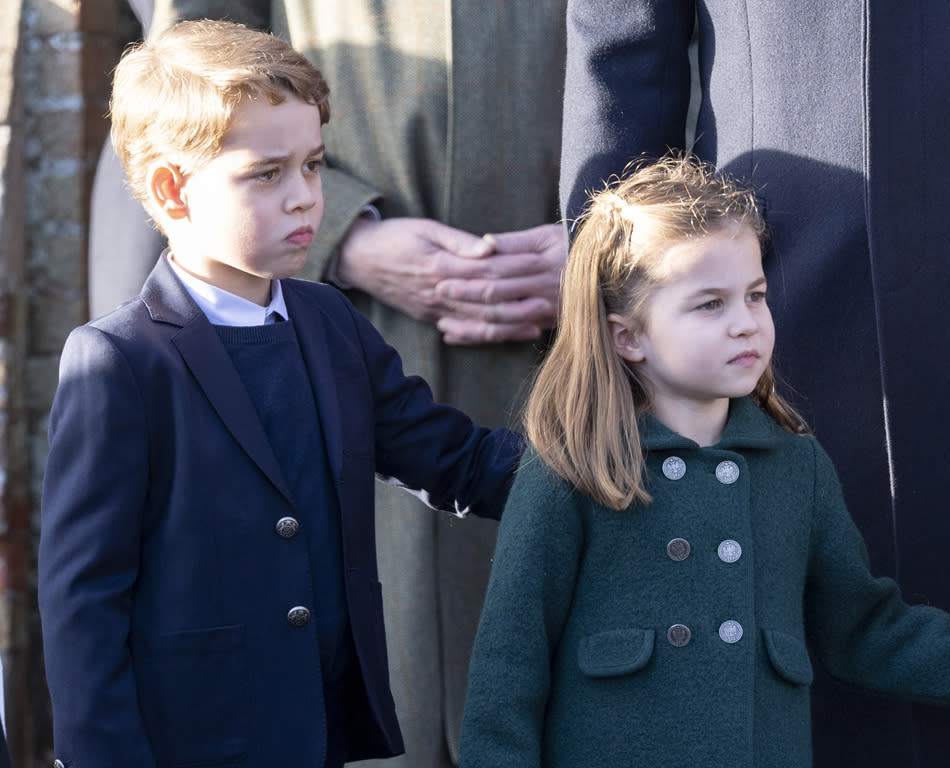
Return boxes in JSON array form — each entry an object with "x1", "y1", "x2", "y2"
[
  {"x1": 340, "y1": 296, "x2": 523, "y2": 520},
  {"x1": 804, "y1": 439, "x2": 950, "y2": 706},
  {"x1": 559, "y1": 0, "x2": 696, "y2": 223},
  {"x1": 458, "y1": 449, "x2": 584, "y2": 768},
  {"x1": 38, "y1": 326, "x2": 157, "y2": 767}
]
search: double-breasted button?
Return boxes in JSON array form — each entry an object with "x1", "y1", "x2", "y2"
[
  {"x1": 715, "y1": 460, "x2": 740, "y2": 484},
  {"x1": 667, "y1": 623, "x2": 691, "y2": 647},
  {"x1": 275, "y1": 516, "x2": 300, "y2": 539},
  {"x1": 662, "y1": 456, "x2": 686, "y2": 480},
  {"x1": 718, "y1": 539, "x2": 742, "y2": 563},
  {"x1": 287, "y1": 606, "x2": 311, "y2": 627},
  {"x1": 667, "y1": 538, "x2": 691, "y2": 561},
  {"x1": 719, "y1": 620, "x2": 743, "y2": 644}
]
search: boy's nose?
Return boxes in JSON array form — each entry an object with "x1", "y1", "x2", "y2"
[{"x1": 287, "y1": 173, "x2": 320, "y2": 211}]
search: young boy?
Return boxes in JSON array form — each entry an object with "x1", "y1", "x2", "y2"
[{"x1": 38, "y1": 20, "x2": 522, "y2": 768}]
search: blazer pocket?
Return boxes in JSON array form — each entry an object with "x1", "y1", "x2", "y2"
[
  {"x1": 578, "y1": 628, "x2": 656, "y2": 678},
  {"x1": 763, "y1": 629, "x2": 814, "y2": 686},
  {"x1": 135, "y1": 624, "x2": 249, "y2": 766}
]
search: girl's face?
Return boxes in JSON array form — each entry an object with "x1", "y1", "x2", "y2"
[{"x1": 609, "y1": 223, "x2": 774, "y2": 434}]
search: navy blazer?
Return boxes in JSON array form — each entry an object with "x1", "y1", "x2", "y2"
[{"x1": 38, "y1": 257, "x2": 522, "y2": 768}]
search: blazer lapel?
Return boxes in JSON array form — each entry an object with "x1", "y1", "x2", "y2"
[
  {"x1": 173, "y1": 322, "x2": 294, "y2": 503},
  {"x1": 142, "y1": 257, "x2": 294, "y2": 503},
  {"x1": 282, "y1": 282, "x2": 344, "y2": 484}
]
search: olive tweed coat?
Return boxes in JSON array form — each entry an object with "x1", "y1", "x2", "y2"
[{"x1": 459, "y1": 398, "x2": 950, "y2": 768}]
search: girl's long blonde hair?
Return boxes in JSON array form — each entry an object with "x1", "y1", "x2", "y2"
[{"x1": 526, "y1": 154, "x2": 806, "y2": 510}]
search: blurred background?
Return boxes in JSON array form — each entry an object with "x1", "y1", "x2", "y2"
[{"x1": 0, "y1": 2, "x2": 139, "y2": 764}]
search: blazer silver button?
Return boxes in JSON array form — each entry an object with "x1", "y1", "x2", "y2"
[
  {"x1": 667, "y1": 623, "x2": 691, "y2": 647},
  {"x1": 662, "y1": 456, "x2": 686, "y2": 480},
  {"x1": 287, "y1": 606, "x2": 311, "y2": 627},
  {"x1": 667, "y1": 538, "x2": 691, "y2": 561},
  {"x1": 719, "y1": 619, "x2": 743, "y2": 644},
  {"x1": 715, "y1": 460, "x2": 740, "y2": 484},
  {"x1": 718, "y1": 539, "x2": 742, "y2": 563},
  {"x1": 275, "y1": 516, "x2": 300, "y2": 539}
]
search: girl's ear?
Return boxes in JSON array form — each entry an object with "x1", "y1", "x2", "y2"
[
  {"x1": 607, "y1": 313, "x2": 646, "y2": 363},
  {"x1": 148, "y1": 162, "x2": 189, "y2": 220}
]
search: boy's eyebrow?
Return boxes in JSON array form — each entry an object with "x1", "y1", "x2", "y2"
[{"x1": 242, "y1": 144, "x2": 326, "y2": 170}]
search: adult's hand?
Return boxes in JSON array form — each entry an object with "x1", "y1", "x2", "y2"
[
  {"x1": 435, "y1": 223, "x2": 567, "y2": 345},
  {"x1": 336, "y1": 218, "x2": 566, "y2": 344}
]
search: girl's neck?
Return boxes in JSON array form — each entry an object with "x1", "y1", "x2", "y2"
[{"x1": 650, "y1": 397, "x2": 730, "y2": 447}]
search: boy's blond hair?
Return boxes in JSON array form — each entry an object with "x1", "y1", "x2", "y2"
[
  {"x1": 526, "y1": 153, "x2": 807, "y2": 510},
  {"x1": 110, "y1": 19, "x2": 330, "y2": 225}
]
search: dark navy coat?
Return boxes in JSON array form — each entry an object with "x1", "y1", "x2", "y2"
[
  {"x1": 38, "y1": 256, "x2": 522, "y2": 768},
  {"x1": 560, "y1": 2, "x2": 950, "y2": 763}
]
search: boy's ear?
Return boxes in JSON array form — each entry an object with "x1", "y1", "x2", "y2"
[
  {"x1": 607, "y1": 313, "x2": 646, "y2": 363},
  {"x1": 148, "y1": 163, "x2": 189, "y2": 220}
]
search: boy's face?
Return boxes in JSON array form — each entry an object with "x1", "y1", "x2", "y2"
[{"x1": 167, "y1": 95, "x2": 325, "y2": 304}]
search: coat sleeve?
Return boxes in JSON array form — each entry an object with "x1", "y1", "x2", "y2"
[
  {"x1": 150, "y1": 0, "x2": 270, "y2": 37},
  {"x1": 38, "y1": 326, "x2": 157, "y2": 767},
  {"x1": 343, "y1": 297, "x2": 524, "y2": 520},
  {"x1": 458, "y1": 450, "x2": 584, "y2": 768},
  {"x1": 804, "y1": 439, "x2": 950, "y2": 705},
  {"x1": 559, "y1": 0, "x2": 696, "y2": 223}
]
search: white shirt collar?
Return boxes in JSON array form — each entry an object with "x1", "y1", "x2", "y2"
[{"x1": 166, "y1": 250, "x2": 289, "y2": 326}]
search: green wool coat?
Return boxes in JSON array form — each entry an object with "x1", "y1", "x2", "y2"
[{"x1": 459, "y1": 397, "x2": 950, "y2": 768}]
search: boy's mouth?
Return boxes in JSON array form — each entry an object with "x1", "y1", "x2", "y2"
[{"x1": 286, "y1": 226, "x2": 314, "y2": 247}]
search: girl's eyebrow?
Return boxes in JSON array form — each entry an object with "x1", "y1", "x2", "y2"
[{"x1": 684, "y1": 276, "x2": 767, "y2": 300}]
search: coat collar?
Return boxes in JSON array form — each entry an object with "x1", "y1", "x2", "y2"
[
  {"x1": 141, "y1": 256, "x2": 295, "y2": 502},
  {"x1": 640, "y1": 397, "x2": 784, "y2": 452},
  {"x1": 140, "y1": 252, "x2": 205, "y2": 328}
]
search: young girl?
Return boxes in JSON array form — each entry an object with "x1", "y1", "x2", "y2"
[{"x1": 458, "y1": 155, "x2": 950, "y2": 767}]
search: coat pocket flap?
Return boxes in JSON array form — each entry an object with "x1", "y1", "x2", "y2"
[
  {"x1": 578, "y1": 628, "x2": 655, "y2": 678},
  {"x1": 763, "y1": 629, "x2": 814, "y2": 686}
]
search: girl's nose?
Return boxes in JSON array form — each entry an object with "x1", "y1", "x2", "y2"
[{"x1": 729, "y1": 306, "x2": 759, "y2": 336}]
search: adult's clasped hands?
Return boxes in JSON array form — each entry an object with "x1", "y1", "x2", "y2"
[{"x1": 337, "y1": 217, "x2": 567, "y2": 345}]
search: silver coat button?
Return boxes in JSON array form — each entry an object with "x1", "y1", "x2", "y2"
[
  {"x1": 54, "y1": 761, "x2": 66, "y2": 768},
  {"x1": 287, "y1": 606, "x2": 311, "y2": 627},
  {"x1": 662, "y1": 456, "x2": 686, "y2": 480},
  {"x1": 715, "y1": 460, "x2": 740, "y2": 484},
  {"x1": 667, "y1": 623, "x2": 691, "y2": 647},
  {"x1": 667, "y1": 538, "x2": 691, "y2": 561},
  {"x1": 719, "y1": 620, "x2": 743, "y2": 644},
  {"x1": 275, "y1": 516, "x2": 300, "y2": 539},
  {"x1": 718, "y1": 539, "x2": 742, "y2": 563}
]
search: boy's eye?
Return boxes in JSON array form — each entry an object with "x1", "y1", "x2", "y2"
[
  {"x1": 257, "y1": 168, "x2": 279, "y2": 182},
  {"x1": 305, "y1": 158, "x2": 323, "y2": 173},
  {"x1": 696, "y1": 298, "x2": 722, "y2": 311}
]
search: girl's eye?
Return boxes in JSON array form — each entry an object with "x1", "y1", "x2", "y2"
[
  {"x1": 697, "y1": 299, "x2": 722, "y2": 311},
  {"x1": 305, "y1": 158, "x2": 323, "y2": 173},
  {"x1": 257, "y1": 168, "x2": 279, "y2": 182},
  {"x1": 747, "y1": 291, "x2": 767, "y2": 304}
]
